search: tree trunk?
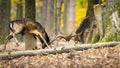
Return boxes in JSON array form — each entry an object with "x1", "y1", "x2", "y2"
[
  {"x1": 0, "y1": 42, "x2": 120, "y2": 60},
  {"x1": 25, "y1": 0, "x2": 36, "y2": 20},
  {"x1": 56, "y1": 0, "x2": 63, "y2": 33},
  {"x1": 0, "y1": 0, "x2": 11, "y2": 44},
  {"x1": 101, "y1": 0, "x2": 120, "y2": 42},
  {"x1": 54, "y1": 0, "x2": 57, "y2": 35},
  {"x1": 63, "y1": 0, "x2": 69, "y2": 33},
  {"x1": 25, "y1": 0, "x2": 36, "y2": 50},
  {"x1": 16, "y1": 0, "x2": 23, "y2": 42},
  {"x1": 94, "y1": 4, "x2": 104, "y2": 40},
  {"x1": 46, "y1": 0, "x2": 54, "y2": 36},
  {"x1": 16, "y1": 0, "x2": 23, "y2": 20},
  {"x1": 40, "y1": 0, "x2": 47, "y2": 27},
  {"x1": 67, "y1": 0, "x2": 76, "y2": 34},
  {"x1": 82, "y1": 0, "x2": 99, "y2": 43},
  {"x1": 86, "y1": 0, "x2": 99, "y2": 19}
]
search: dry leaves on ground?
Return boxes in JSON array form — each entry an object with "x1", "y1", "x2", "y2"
[{"x1": 0, "y1": 44, "x2": 120, "y2": 68}]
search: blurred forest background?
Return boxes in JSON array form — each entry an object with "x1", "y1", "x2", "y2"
[
  {"x1": 0, "y1": 0, "x2": 120, "y2": 67},
  {"x1": 0, "y1": 0, "x2": 88, "y2": 44},
  {"x1": 0, "y1": 0, "x2": 120, "y2": 46}
]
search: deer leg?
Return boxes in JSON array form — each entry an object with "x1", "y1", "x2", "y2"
[
  {"x1": 9, "y1": 32, "x2": 20, "y2": 46},
  {"x1": 4, "y1": 34, "x2": 14, "y2": 50},
  {"x1": 30, "y1": 30, "x2": 50, "y2": 49},
  {"x1": 38, "y1": 37, "x2": 46, "y2": 49},
  {"x1": 38, "y1": 33, "x2": 50, "y2": 48},
  {"x1": 14, "y1": 37, "x2": 20, "y2": 46}
]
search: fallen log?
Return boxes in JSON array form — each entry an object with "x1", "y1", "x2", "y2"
[{"x1": 0, "y1": 42, "x2": 120, "y2": 60}]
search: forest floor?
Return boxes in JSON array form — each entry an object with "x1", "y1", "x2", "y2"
[{"x1": 0, "y1": 40, "x2": 120, "y2": 68}]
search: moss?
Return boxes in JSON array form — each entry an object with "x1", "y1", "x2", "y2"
[
  {"x1": 101, "y1": 31, "x2": 120, "y2": 42},
  {"x1": 114, "y1": 3, "x2": 120, "y2": 17},
  {"x1": 103, "y1": 13, "x2": 111, "y2": 36},
  {"x1": 100, "y1": 2, "x2": 120, "y2": 42}
]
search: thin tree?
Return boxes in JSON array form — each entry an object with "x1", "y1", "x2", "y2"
[
  {"x1": 67, "y1": 0, "x2": 76, "y2": 34},
  {"x1": 86, "y1": 0, "x2": 99, "y2": 19},
  {"x1": 16, "y1": 0, "x2": 23, "y2": 42},
  {"x1": 63, "y1": 0, "x2": 69, "y2": 33},
  {"x1": 40, "y1": 0, "x2": 47, "y2": 27},
  {"x1": 82, "y1": 0, "x2": 99, "y2": 43},
  {"x1": 46, "y1": 0, "x2": 54, "y2": 35},
  {"x1": 25, "y1": 0, "x2": 36, "y2": 50},
  {"x1": 56, "y1": 0, "x2": 63, "y2": 33},
  {"x1": 0, "y1": 0, "x2": 11, "y2": 44}
]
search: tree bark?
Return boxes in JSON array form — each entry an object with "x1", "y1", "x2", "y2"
[
  {"x1": 67, "y1": 0, "x2": 76, "y2": 34},
  {"x1": 81, "y1": 0, "x2": 99, "y2": 43},
  {"x1": 56, "y1": 0, "x2": 63, "y2": 33},
  {"x1": 101, "y1": 0, "x2": 120, "y2": 42},
  {"x1": 40, "y1": 0, "x2": 47, "y2": 27},
  {"x1": 86, "y1": 0, "x2": 99, "y2": 19},
  {"x1": 0, "y1": 42, "x2": 120, "y2": 60},
  {"x1": 25, "y1": 0, "x2": 36, "y2": 50},
  {"x1": 54, "y1": 0, "x2": 57, "y2": 35},
  {"x1": 63, "y1": 0, "x2": 69, "y2": 33},
  {"x1": 46, "y1": 0, "x2": 54, "y2": 35},
  {"x1": 94, "y1": 4, "x2": 104, "y2": 40},
  {"x1": 16, "y1": 0, "x2": 23, "y2": 20},
  {"x1": 16, "y1": 0, "x2": 23, "y2": 42},
  {"x1": 0, "y1": 0, "x2": 11, "y2": 44}
]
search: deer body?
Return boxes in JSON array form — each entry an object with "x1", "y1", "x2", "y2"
[{"x1": 4, "y1": 18, "x2": 50, "y2": 50}]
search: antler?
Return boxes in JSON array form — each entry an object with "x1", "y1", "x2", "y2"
[{"x1": 49, "y1": 32, "x2": 82, "y2": 44}]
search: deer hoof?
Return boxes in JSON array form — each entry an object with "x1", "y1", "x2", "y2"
[{"x1": 16, "y1": 43, "x2": 20, "y2": 46}]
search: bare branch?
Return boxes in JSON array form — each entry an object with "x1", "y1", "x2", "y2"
[{"x1": 0, "y1": 42, "x2": 120, "y2": 60}]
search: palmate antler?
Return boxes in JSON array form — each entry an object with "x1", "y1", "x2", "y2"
[{"x1": 50, "y1": 32, "x2": 82, "y2": 44}]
